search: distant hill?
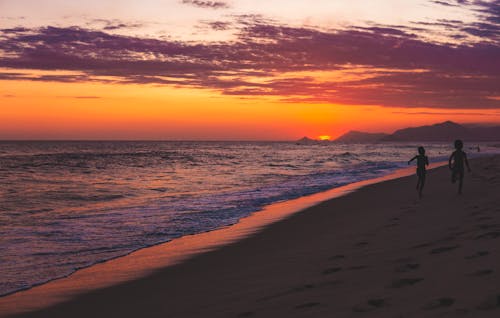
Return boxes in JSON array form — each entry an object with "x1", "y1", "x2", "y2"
[
  {"x1": 335, "y1": 131, "x2": 389, "y2": 143},
  {"x1": 382, "y1": 121, "x2": 470, "y2": 142},
  {"x1": 296, "y1": 136, "x2": 319, "y2": 145},
  {"x1": 333, "y1": 121, "x2": 500, "y2": 142}
]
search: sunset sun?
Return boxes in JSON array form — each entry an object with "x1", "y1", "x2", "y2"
[{"x1": 318, "y1": 135, "x2": 331, "y2": 141}]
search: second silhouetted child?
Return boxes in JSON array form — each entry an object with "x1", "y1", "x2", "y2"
[
  {"x1": 449, "y1": 139, "x2": 471, "y2": 194},
  {"x1": 408, "y1": 146, "x2": 429, "y2": 198}
]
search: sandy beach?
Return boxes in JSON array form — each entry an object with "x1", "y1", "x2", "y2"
[{"x1": 3, "y1": 154, "x2": 500, "y2": 318}]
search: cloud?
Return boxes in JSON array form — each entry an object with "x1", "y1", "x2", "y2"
[
  {"x1": 429, "y1": 0, "x2": 500, "y2": 42},
  {"x1": 181, "y1": 0, "x2": 229, "y2": 9},
  {"x1": 89, "y1": 19, "x2": 144, "y2": 31},
  {"x1": 431, "y1": 1, "x2": 459, "y2": 7},
  {"x1": 0, "y1": 15, "x2": 499, "y2": 109},
  {"x1": 203, "y1": 20, "x2": 232, "y2": 31},
  {"x1": 102, "y1": 23, "x2": 143, "y2": 31},
  {"x1": 391, "y1": 110, "x2": 500, "y2": 116}
]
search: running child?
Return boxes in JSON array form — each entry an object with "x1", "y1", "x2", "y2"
[{"x1": 408, "y1": 146, "x2": 429, "y2": 198}]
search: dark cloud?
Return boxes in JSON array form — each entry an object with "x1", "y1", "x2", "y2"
[
  {"x1": 205, "y1": 21, "x2": 232, "y2": 31},
  {"x1": 181, "y1": 0, "x2": 229, "y2": 9},
  {"x1": 429, "y1": 0, "x2": 500, "y2": 42},
  {"x1": 0, "y1": 27, "x2": 31, "y2": 33},
  {"x1": 431, "y1": 0, "x2": 459, "y2": 6},
  {"x1": 392, "y1": 110, "x2": 500, "y2": 116},
  {"x1": 103, "y1": 23, "x2": 143, "y2": 31},
  {"x1": 89, "y1": 19, "x2": 144, "y2": 31},
  {"x1": 355, "y1": 26, "x2": 415, "y2": 37},
  {"x1": 0, "y1": 16, "x2": 499, "y2": 109},
  {"x1": 474, "y1": 0, "x2": 500, "y2": 22},
  {"x1": 0, "y1": 70, "x2": 92, "y2": 83}
]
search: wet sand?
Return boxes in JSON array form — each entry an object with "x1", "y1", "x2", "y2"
[{"x1": 3, "y1": 155, "x2": 500, "y2": 317}]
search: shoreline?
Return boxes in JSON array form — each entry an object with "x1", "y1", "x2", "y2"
[
  {"x1": 3, "y1": 156, "x2": 499, "y2": 317},
  {"x1": 0, "y1": 163, "x2": 436, "y2": 316}
]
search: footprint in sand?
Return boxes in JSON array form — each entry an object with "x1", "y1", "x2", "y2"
[
  {"x1": 422, "y1": 298, "x2": 455, "y2": 310},
  {"x1": 468, "y1": 211, "x2": 483, "y2": 217},
  {"x1": 257, "y1": 284, "x2": 316, "y2": 302},
  {"x1": 355, "y1": 241, "x2": 368, "y2": 247},
  {"x1": 466, "y1": 269, "x2": 493, "y2": 277},
  {"x1": 389, "y1": 278, "x2": 423, "y2": 288},
  {"x1": 385, "y1": 217, "x2": 400, "y2": 227},
  {"x1": 349, "y1": 265, "x2": 369, "y2": 270},
  {"x1": 395, "y1": 263, "x2": 420, "y2": 273},
  {"x1": 258, "y1": 281, "x2": 342, "y2": 302},
  {"x1": 481, "y1": 224, "x2": 500, "y2": 231},
  {"x1": 476, "y1": 216, "x2": 494, "y2": 222},
  {"x1": 476, "y1": 294, "x2": 500, "y2": 310},
  {"x1": 437, "y1": 235, "x2": 457, "y2": 243},
  {"x1": 412, "y1": 242, "x2": 434, "y2": 249},
  {"x1": 295, "y1": 302, "x2": 320, "y2": 309},
  {"x1": 464, "y1": 251, "x2": 489, "y2": 260},
  {"x1": 384, "y1": 223, "x2": 398, "y2": 228},
  {"x1": 430, "y1": 245, "x2": 460, "y2": 254},
  {"x1": 403, "y1": 208, "x2": 417, "y2": 214},
  {"x1": 450, "y1": 230, "x2": 468, "y2": 237},
  {"x1": 475, "y1": 231, "x2": 500, "y2": 239},
  {"x1": 352, "y1": 298, "x2": 387, "y2": 312},
  {"x1": 393, "y1": 257, "x2": 417, "y2": 263},
  {"x1": 329, "y1": 254, "x2": 346, "y2": 260},
  {"x1": 323, "y1": 267, "x2": 342, "y2": 275}
]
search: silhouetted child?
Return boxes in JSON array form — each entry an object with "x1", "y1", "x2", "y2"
[
  {"x1": 408, "y1": 146, "x2": 429, "y2": 198},
  {"x1": 449, "y1": 139, "x2": 471, "y2": 194}
]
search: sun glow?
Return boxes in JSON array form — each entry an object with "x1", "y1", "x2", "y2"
[{"x1": 318, "y1": 135, "x2": 331, "y2": 141}]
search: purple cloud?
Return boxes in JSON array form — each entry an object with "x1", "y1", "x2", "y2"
[
  {"x1": 392, "y1": 110, "x2": 500, "y2": 116},
  {"x1": 203, "y1": 21, "x2": 232, "y2": 31},
  {"x1": 0, "y1": 16, "x2": 499, "y2": 109},
  {"x1": 431, "y1": 0, "x2": 459, "y2": 6},
  {"x1": 429, "y1": 0, "x2": 500, "y2": 41},
  {"x1": 181, "y1": 0, "x2": 229, "y2": 9}
]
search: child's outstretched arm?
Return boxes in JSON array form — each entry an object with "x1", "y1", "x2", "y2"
[
  {"x1": 425, "y1": 156, "x2": 429, "y2": 166},
  {"x1": 408, "y1": 156, "x2": 417, "y2": 165},
  {"x1": 448, "y1": 153, "x2": 454, "y2": 169}
]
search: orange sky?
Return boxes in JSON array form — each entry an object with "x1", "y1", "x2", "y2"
[
  {"x1": 2, "y1": 78, "x2": 498, "y2": 140},
  {"x1": 1, "y1": 0, "x2": 499, "y2": 140}
]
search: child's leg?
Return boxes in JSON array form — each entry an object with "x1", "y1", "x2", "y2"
[
  {"x1": 451, "y1": 170, "x2": 457, "y2": 183},
  {"x1": 420, "y1": 174, "x2": 426, "y2": 191},
  {"x1": 458, "y1": 171, "x2": 464, "y2": 194},
  {"x1": 418, "y1": 174, "x2": 425, "y2": 198}
]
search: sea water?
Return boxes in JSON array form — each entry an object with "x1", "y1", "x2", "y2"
[{"x1": 0, "y1": 141, "x2": 497, "y2": 296}]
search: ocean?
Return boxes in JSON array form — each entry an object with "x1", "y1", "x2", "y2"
[{"x1": 0, "y1": 141, "x2": 496, "y2": 296}]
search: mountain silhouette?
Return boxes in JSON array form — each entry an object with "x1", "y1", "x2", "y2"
[
  {"x1": 333, "y1": 121, "x2": 500, "y2": 142},
  {"x1": 382, "y1": 121, "x2": 470, "y2": 141},
  {"x1": 334, "y1": 131, "x2": 389, "y2": 143}
]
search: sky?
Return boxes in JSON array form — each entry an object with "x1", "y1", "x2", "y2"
[{"x1": 1, "y1": 0, "x2": 499, "y2": 140}]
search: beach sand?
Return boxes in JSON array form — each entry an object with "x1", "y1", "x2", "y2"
[{"x1": 4, "y1": 155, "x2": 500, "y2": 318}]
